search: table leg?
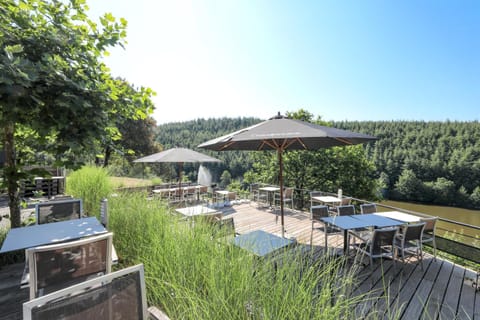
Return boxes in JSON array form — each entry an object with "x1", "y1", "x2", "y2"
[
  {"x1": 343, "y1": 230, "x2": 349, "y2": 255},
  {"x1": 324, "y1": 224, "x2": 328, "y2": 249}
]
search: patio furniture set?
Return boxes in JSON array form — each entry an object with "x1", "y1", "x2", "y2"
[
  {"x1": 311, "y1": 202, "x2": 438, "y2": 271},
  {"x1": 0, "y1": 198, "x2": 169, "y2": 319}
]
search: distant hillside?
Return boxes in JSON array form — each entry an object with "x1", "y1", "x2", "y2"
[
  {"x1": 156, "y1": 118, "x2": 480, "y2": 208},
  {"x1": 155, "y1": 117, "x2": 261, "y2": 181}
]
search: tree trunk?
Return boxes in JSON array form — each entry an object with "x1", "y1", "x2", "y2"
[
  {"x1": 103, "y1": 145, "x2": 112, "y2": 167},
  {"x1": 4, "y1": 122, "x2": 21, "y2": 228}
]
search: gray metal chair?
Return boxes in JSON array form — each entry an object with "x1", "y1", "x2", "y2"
[
  {"x1": 360, "y1": 203, "x2": 377, "y2": 214},
  {"x1": 350, "y1": 227, "x2": 398, "y2": 272},
  {"x1": 420, "y1": 216, "x2": 438, "y2": 260},
  {"x1": 250, "y1": 183, "x2": 268, "y2": 206},
  {"x1": 309, "y1": 191, "x2": 323, "y2": 208},
  {"x1": 26, "y1": 233, "x2": 113, "y2": 299},
  {"x1": 35, "y1": 199, "x2": 83, "y2": 224},
  {"x1": 337, "y1": 205, "x2": 355, "y2": 216},
  {"x1": 274, "y1": 187, "x2": 294, "y2": 210},
  {"x1": 310, "y1": 205, "x2": 330, "y2": 245},
  {"x1": 23, "y1": 264, "x2": 170, "y2": 320},
  {"x1": 394, "y1": 222, "x2": 426, "y2": 269}
]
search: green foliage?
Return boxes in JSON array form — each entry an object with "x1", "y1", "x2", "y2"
[
  {"x1": 338, "y1": 120, "x2": 480, "y2": 208},
  {"x1": 393, "y1": 169, "x2": 423, "y2": 200},
  {"x1": 108, "y1": 192, "x2": 368, "y2": 319},
  {"x1": 154, "y1": 117, "x2": 262, "y2": 181},
  {"x1": 66, "y1": 166, "x2": 113, "y2": 216},
  {"x1": 0, "y1": 0, "x2": 154, "y2": 227},
  {"x1": 470, "y1": 187, "x2": 480, "y2": 207},
  {"x1": 219, "y1": 170, "x2": 232, "y2": 189}
]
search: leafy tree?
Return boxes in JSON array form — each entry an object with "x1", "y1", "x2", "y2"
[
  {"x1": 0, "y1": 0, "x2": 153, "y2": 227},
  {"x1": 220, "y1": 170, "x2": 232, "y2": 189},
  {"x1": 470, "y1": 186, "x2": 480, "y2": 209},
  {"x1": 393, "y1": 169, "x2": 423, "y2": 201},
  {"x1": 97, "y1": 78, "x2": 157, "y2": 167}
]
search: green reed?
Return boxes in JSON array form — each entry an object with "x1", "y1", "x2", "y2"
[{"x1": 106, "y1": 192, "x2": 379, "y2": 319}]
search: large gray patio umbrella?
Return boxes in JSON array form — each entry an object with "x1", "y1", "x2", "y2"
[
  {"x1": 198, "y1": 113, "x2": 376, "y2": 237},
  {"x1": 133, "y1": 147, "x2": 221, "y2": 196}
]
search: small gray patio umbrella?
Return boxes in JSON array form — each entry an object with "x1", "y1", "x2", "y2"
[
  {"x1": 133, "y1": 147, "x2": 221, "y2": 197},
  {"x1": 198, "y1": 113, "x2": 376, "y2": 237}
]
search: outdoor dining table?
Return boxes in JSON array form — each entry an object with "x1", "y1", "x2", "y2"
[
  {"x1": 351, "y1": 214, "x2": 406, "y2": 228},
  {"x1": 232, "y1": 230, "x2": 295, "y2": 257},
  {"x1": 312, "y1": 195, "x2": 342, "y2": 206},
  {"x1": 258, "y1": 186, "x2": 280, "y2": 207},
  {"x1": 320, "y1": 214, "x2": 404, "y2": 255},
  {"x1": 374, "y1": 211, "x2": 423, "y2": 223},
  {"x1": 175, "y1": 205, "x2": 218, "y2": 217},
  {"x1": 0, "y1": 217, "x2": 107, "y2": 254},
  {"x1": 214, "y1": 190, "x2": 236, "y2": 205}
]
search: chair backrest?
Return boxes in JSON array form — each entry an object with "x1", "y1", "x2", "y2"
[
  {"x1": 213, "y1": 217, "x2": 236, "y2": 238},
  {"x1": 371, "y1": 227, "x2": 397, "y2": 255},
  {"x1": 360, "y1": 203, "x2": 377, "y2": 214},
  {"x1": 340, "y1": 197, "x2": 352, "y2": 206},
  {"x1": 221, "y1": 217, "x2": 236, "y2": 234},
  {"x1": 250, "y1": 183, "x2": 260, "y2": 192},
  {"x1": 420, "y1": 216, "x2": 438, "y2": 234},
  {"x1": 310, "y1": 191, "x2": 322, "y2": 199},
  {"x1": 402, "y1": 222, "x2": 425, "y2": 242},
  {"x1": 27, "y1": 232, "x2": 113, "y2": 299},
  {"x1": 100, "y1": 198, "x2": 108, "y2": 228},
  {"x1": 197, "y1": 212, "x2": 223, "y2": 224},
  {"x1": 23, "y1": 264, "x2": 147, "y2": 320},
  {"x1": 284, "y1": 188, "x2": 294, "y2": 198},
  {"x1": 337, "y1": 205, "x2": 355, "y2": 216},
  {"x1": 198, "y1": 185, "x2": 208, "y2": 194},
  {"x1": 35, "y1": 199, "x2": 83, "y2": 225},
  {"x1": 311, "y1": 205, "x2": 329, "y2": 221}
]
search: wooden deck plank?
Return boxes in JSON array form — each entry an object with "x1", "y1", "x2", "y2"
[
  {"x1": 352, "y1": 259, "x2": 400, "y2": 319},
  {"x1": 457, "y1": 268, "x2": 478, "y2": 320},
  {"x1": 439, "y1": 263, "x2": 465, "y2": 319},
  {"x1": 420, "y1": 259, "x2": 453, "y2": 320},
  {"x1": 401, "y1": 257, "x2": 443, "y2": 320}
]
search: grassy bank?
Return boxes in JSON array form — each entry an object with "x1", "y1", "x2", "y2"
[{"x1": 108, "y1": 192, "x2": 371, "y2": 319}]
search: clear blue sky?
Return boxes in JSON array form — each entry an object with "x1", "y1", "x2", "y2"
[{"x1": 87, "y1": 1, "x2": 480, "y2": 124}]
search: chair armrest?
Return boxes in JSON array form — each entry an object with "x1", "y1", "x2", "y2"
[{"x1": 148, "y1": 306, "x2": 171, "y2": 320}]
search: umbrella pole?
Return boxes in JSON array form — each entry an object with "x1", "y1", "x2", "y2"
[
  {"x1": 278, "y1": 149, "x2": 285, "y2": 238},
  {"x1": 178, "y1": 162, "x2": 183, "y2": 203}
]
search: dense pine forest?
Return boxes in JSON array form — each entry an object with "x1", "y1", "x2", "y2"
[
  {"x1": 155, "y1": 117, "x2": 261, "y2": 182},
  {"x1": 155, "y1": 117, "x2": 480, "y2": 209}
]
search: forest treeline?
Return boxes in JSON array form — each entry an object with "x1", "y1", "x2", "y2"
[
  {"x1": 155, "y1": 117, "x2": 480, "y2": 209},
  {"x1": 155, "y1": 117, "x2": 261, "y2": 182}
]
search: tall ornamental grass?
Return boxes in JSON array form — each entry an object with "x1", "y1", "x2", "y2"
[
  {"x1": 108, "y1": 192, "x2": 371, "y2": 319},
  {"x1": 66, "y1": 166, "x2": 113, "y2": 216}
]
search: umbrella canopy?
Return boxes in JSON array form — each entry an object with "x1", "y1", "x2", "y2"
[
  {"x1": 133, "y1": 148, "x2": 221, "y2": 195},
  {"x1": 198, "y1": 113, "x2": 376, "y2": 237},
  {"x1": 133, "y1": 147, "x2": 221, "y2": 163}
]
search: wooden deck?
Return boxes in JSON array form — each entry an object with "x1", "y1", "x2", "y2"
[
  {"x1": 0, "y1": 202, "x2": 478, "y2": 319},
  {"x1": 229, "y1": 203, "x2": 480, "y2": 319}
]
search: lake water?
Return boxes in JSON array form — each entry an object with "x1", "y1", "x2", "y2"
[{"x1": 381, "y1": 200, "x2": 480, "y2": 227}]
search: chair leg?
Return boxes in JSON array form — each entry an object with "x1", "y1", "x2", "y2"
[
  {"x1": 419, "y1": 243, "x2": 424, "y2": 270},
  {"x1": 310, "y1": 225, "x2": 313, "y2": 246},
  {"x1": 433, "y1": 238, "x2": 437, "y2": 261}
]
